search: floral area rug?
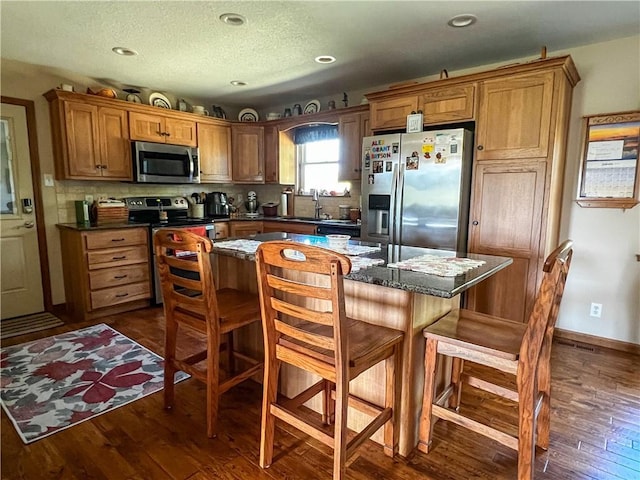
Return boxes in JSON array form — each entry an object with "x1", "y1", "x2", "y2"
[{"x1": 0, "y1": 323, "x2": 188, "y2": 444}]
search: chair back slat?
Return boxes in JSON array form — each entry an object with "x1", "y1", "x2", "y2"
[
  {"x1": 518, "y1": 240, "x2": 573, "y2": 380},
  {"x1": 256, "y1": 241, "x2": 351, "y2": 376}
]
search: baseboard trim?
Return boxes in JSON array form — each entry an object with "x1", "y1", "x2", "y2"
[{"x1": 555, "y1": 328, "x2": 640, "y2": 355}]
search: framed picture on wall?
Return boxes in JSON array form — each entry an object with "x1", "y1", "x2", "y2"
[{"x1": 576, "y1": 110, "x2": 640, "y2": 209}]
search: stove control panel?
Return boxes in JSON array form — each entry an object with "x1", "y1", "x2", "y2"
[{"x1": 124, "y1": 196, "x2": 189, "y2": 211}]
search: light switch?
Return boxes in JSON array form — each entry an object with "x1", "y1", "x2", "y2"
[{"x1": 43, "y1": 174, "x2": 54, "y2": 187}]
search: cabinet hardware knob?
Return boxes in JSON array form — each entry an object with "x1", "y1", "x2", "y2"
[
  {"x1": 477, "y1": 145, "x2": 484, "y2": 151},
  {"x1": 114, "y1": 275, "x2": 128, "y2": 279},
  {"x1": 165, "y1": 132, "x2": 171, "y2": 137},
  {"x1": 111, "y1": 238, "x2": 125, "y2": 242},
  {"x1": 472, "y1": 220, "x2": 479, "y2": 225},
  {"x1": 115, "y1": 293, "x2": 129, "y2": 298},
  {"x1": 101, "y1": 165, "x2": 107, "y2": 169},
  {"x1": 112, "y1": 255, "x2": 126, "y2": 260},
  {"x1": 95, "y1": 165, "x2": 102, "y2": 169}
]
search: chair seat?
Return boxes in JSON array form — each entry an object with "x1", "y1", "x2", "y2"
[
  {"x1": 425, "y1": 308, "x2": 527, "y2": 361},
  {"x1": 279, "y1": 317, "x2": 403, "y2": 372}
]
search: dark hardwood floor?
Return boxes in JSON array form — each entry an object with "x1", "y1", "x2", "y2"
[{"x1": 2, "y1": 307, "x2": 639, "y2": 479}]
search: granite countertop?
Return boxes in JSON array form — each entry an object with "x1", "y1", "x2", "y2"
[
  {"x1": 211, "y1": 233, "x2": 512, "y2": 299},
  {"x1": 231, "y1": 215, "x2": 361, "y2": 227}
]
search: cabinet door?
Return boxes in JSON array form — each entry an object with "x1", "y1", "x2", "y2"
[
  {"x1": 264, "y1": 125, "x2": 279, "y2": 184},
  {"x1": 338, "y1": 113, "x2": 363, "y2": 181},
  {"x1": 369, "y1": 96, "x2": 418, "y2": 131},
  {"x1": 419, "y1": 84, "x2": 475, "y2": 125},
  {"x1": 476, "y1": 72, "x2": 554, "y2": 161},
  {"x1": 198, "y1": 123, "x2": 232, "y2": 182},
  {"x1": 230, "y1": 221, "x2": 263, "y2": 238},
  {"x1": 129, "y1": 112, "x2": 165, "y2": 143},
  {"x1": 64, "y1": 101, "x2": 101, "y2": 177},
  {"x1": 466, "y1": 161, "x2": 546, "y2": 323},
  {"x1": 232, "y1": 125, "x2": 264, "y2": 183},
  {"x1": 263, "y1": 221, "x2": 316, "y2": 235},
  {"x1": 98, "y1": 107, "x2": 132, "y2": 180},
  {"x1": 165, "y1": 118, "x2": 197, "y2": 147}
]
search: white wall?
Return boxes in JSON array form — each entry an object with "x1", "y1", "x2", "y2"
[{"x1": 2, "y1": 35, "x2": 639, "y2": 344}]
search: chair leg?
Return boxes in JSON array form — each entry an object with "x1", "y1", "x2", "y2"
[
  {"x1": 449, "y1": 358, "x2": 464, "y2": 410},
  {"x1": 518, "y1": 385, "x2": 537, "y2": 480},
  {"x1": 384, "y1": 344, "x2": 401, "y2": 457},
  {"x1": 333, "y1": 376, "x2": 349, "y2": 480},
  {"x1": 164, "y1": 316, "x2": 178, "y2": 411},
  {"x1": 259, "y1": 354, "x2": 280, "y2": 468},
  {"x1": 206, "y1": 327, "x2": 221, "y2": 438},
  {"x1": 226, "y1": 332, "x2": 235, "y2": 376},
  {"x1": 323, "y1": 380, "x2": 335, "y2": 425},
  {"x1": 536, "y1": 338, "x2": 552, "y2": 449},
  {"x1": 418, "y1": 338, "x2": 438, "y2": 454}
]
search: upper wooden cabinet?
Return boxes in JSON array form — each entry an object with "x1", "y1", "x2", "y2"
[
  {"x1": 338, "y1": 111, "x2": 370, "y2": 181},
  {"x1": 264, "y1": 126, "x2": 295, "y2": 185},
  {"x1": 475, "y1": 72, "x2": 554, "y2": 161},
  {"x1": 46, "y1": 95, "x2": 132, "y2": 180},
  {"x1": 198, "y1": 122, "x2": 232, "y2": 183},
  {"x1": 418, "y1": 84, "x2": 475, "y2": 125},
  {"x1": 129, "y1": 111, "x2": 196, "y2": 147},
  {"x1": 369, "y1": 96, "x2": 418, "y2": 131},
  {"x1": 232, "y1": 124, "x2": 264, "y2": 183}
]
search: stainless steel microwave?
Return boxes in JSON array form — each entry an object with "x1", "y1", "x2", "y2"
[{"x1": 132, "y1": 141, "x2": 200, "y2": 184}]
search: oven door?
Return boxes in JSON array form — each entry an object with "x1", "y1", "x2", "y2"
[
  {"x1": 151, "y1": 224, "x2": 215, "y2": 305},
  {"x1": 134, "y1": 141, "x2": 200, "y2": 184}
]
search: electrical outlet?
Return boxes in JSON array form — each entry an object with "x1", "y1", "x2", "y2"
[
  {"x1": 590, "y1": 303, "x2": 602, "y2": 318},
  {"x1": 237, "y1": 194, "x2": 243, "y2": 203},
  {"x1": 84, "y1": 195, "x2": 94, "y2": 204}
]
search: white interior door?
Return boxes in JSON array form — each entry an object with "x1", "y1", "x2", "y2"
[{"x1": 1, "y1": 102, "x2": 44, "y2": 319}]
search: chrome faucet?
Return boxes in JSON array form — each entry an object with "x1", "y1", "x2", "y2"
[{"x1": 312, "y1": 190, "x2": 322, "y2": 219}]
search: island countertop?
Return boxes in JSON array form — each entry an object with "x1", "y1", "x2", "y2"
[{"x1": 211, "y1": 232, "x2": 512, "y2": 299}]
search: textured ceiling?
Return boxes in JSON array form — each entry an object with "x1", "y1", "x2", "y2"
[{"x1": 1, "y1": 1, "x2": 639, "y2": 110}]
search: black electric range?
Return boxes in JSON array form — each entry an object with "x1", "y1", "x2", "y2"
[{"x1": 124, "y1": 196, "x2": 228, "y2": 227}]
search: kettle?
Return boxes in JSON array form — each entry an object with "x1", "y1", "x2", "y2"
[{"x1": 205, "y1": 192, "x2": 229, "y2": 217}]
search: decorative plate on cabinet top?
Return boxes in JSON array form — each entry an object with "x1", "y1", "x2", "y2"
[
  {"x1": 149, "y1": 92, "x2": 171, "y2": 109},
  {"x1": 303, "y1": 99, "x2": 321, "y2": 114},
  {"x1": 238, "y1": 108, "x2": 259, "y2": 122}
]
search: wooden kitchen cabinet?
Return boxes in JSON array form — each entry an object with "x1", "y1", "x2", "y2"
[
  {"x1": 129, "y1": 111, "x2": 197, "y2": 147},
  {"x1": 58, "y1": 226, "x2": 151, "y2": 322},
  {"x1": 214, "y1": 222, "x2": 229, "y2": 239},
  {"x1": 475, "y1": 71, "x2": 554, "y2": 161},
  {"x1": 338, "y1": 111, "x2": 370, "y2": 181},
  {"x1": 46, "y1": 96, "x2": 132, "y2": 180},
  {"x1": 369, "y1": 95, "x2": 418, "y2": 131},
  {"x1": 232, "y1": 124, "x2": 264, "y2": 183},
  {"x1": 262, "y1": 221, "x2": 317, "y2": 235},
  {"x1": 230, "y1": 221, "x2": 263, "y2": 238},
  {"x1": 418, "y1": 83, "x2": 475, "y2": 125},
  {"x1": 198, "y1": 122, "x2": 232, "y2": 182}
]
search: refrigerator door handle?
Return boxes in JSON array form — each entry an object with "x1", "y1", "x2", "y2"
[
  {"x1": 395, "y1": 163, "x2": 405, "y2": 246},
  {"x1": 390, "y1": 163, "x2": 399, "y2": 245}
]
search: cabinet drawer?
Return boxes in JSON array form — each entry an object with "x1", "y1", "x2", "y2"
[
  {"x1": 89, "y1": 264, "x2": 150, "y2": 290},
  {"x1": 90, "y1": 281, "x2": 150, "y2": 310},
  {"x1": 87, "y1": 245, "x2": 148, "y2": 269},
  {"x1": 84, "y1": 228, "x2": 147, "y2": 250}
]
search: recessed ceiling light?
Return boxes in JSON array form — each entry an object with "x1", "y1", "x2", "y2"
[
  {"x1": 315, "y1": 55, "x2": 336, "y2": 64},
  {"x1": 447, "y1": 14, "x2": 477, "y2": 28},
  {"x1": 230, "y1": 80, "x2": 247, "y2": 87},
  {"x1": 112, "y1": 47, "x2": 138, "y2": 56},
  {"x1": 220, "y1": 13, "x2": 246, "y2": 26}
]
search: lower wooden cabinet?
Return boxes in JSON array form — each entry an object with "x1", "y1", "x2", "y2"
[
  {"x1": 262, "y1": 221, "x2": 317, "y2": 235},
  {"x1": 229, "y1": 221, "x2": 263, "y2": 238},
  {"x1": 58, "y1": 227, "x2": 151, "y2": 322},
  {"x1": 214, "y1": 222, "x2": 229, "y2": 239}
]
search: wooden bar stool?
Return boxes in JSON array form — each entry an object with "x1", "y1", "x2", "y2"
[
  {"x1": 154, "y1": 229, "x2": 263, "y2": 438},
  {"x1": 418, "y1": 240, "x2": 573, "y2": 480},
  {"x1": 255, "y1": 241, "x2": 404, "y2": 479}
]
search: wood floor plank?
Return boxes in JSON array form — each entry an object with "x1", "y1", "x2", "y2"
[{"x1": 2, "y1": 307, "x2": 639, "y2": 480}]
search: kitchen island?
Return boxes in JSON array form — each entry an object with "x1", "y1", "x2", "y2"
[{"x1": 211, "y1": 233, "x2": 512, "y2": 456}]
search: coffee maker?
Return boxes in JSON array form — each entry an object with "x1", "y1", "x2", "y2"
[
  {"x1": 245, "y1": 191, "x2": 259, "y2": 217},
  {"x1": 205, "y1": 192, "x2": 230, "y2": 217}
]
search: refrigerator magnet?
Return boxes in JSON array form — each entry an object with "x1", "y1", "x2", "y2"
[
  {"x1": 386, "y1": 161, "x2": 393, "y2": 172},
  {"x1": 406, "y1": 156, "x2": 419, "y2": 170},
  {"x1": 368, "y1": 174, "x2": 375, "y2": 185},
  {"x1": 373, "y1": 161, "x2": 384, "y2": 173},
  {"x1": 364, "y1": 148, "x2": 371, "y2": 169},
  {"x1": 392, "y1": 143, "x2": 399, "y2": 154}
]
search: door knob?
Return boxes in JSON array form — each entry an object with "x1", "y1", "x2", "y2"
[{"x1": 19, "y1": 221, "x2": 35, "y2": 229}]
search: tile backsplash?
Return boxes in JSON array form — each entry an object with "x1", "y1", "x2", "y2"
[{"x1": 56, "y1": 181, "x2": 361, "y2": 222}]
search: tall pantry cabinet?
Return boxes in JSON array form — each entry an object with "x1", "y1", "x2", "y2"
[
  {"x1": 367, "y1": 56, "x2": 580, "y2": 323},
  {"x1": 466, "y1": 59, "x2": 579, "y2": 322}
]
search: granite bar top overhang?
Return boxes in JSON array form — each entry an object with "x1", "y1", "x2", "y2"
[{"x1": 211, "y1": 233, "x2": 512, "y2": 299}]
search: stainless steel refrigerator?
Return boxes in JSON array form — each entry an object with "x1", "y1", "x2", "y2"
[{"x1": 360, "y1": 129, "x2": 473, "y2": 251}]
